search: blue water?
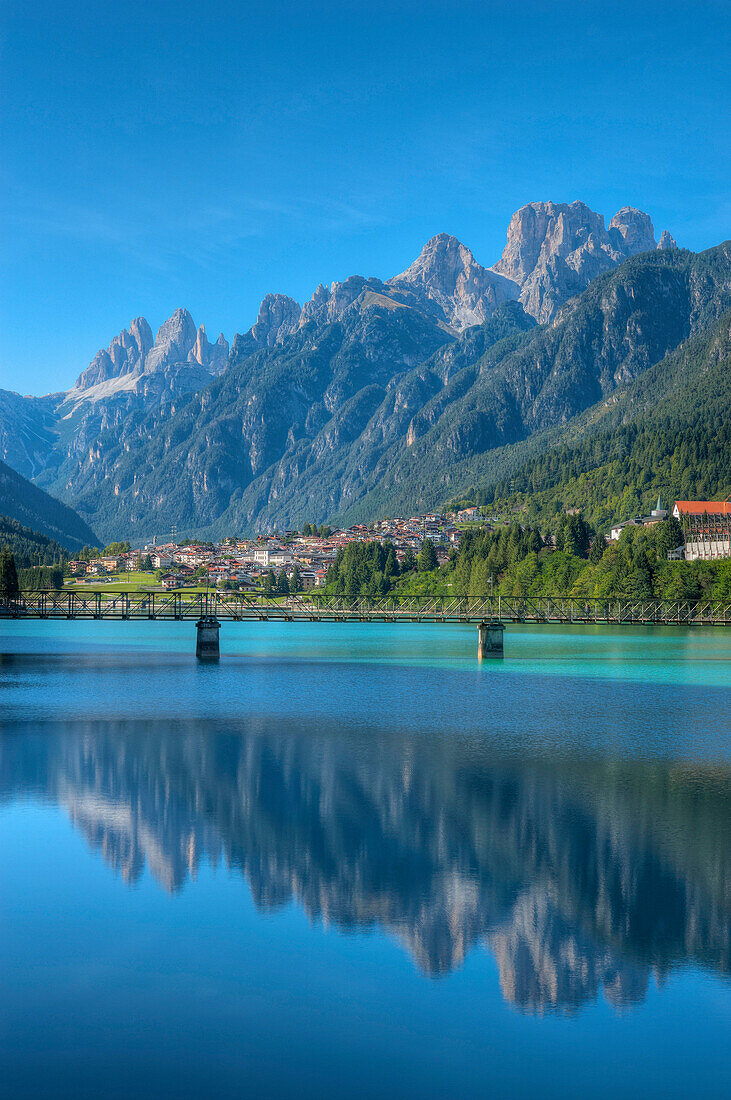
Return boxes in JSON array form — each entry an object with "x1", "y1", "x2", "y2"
[{"x1": 0, "y1": 620, "x2": 729, "y2": 1098}]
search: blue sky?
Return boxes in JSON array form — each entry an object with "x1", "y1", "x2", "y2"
[{"x1": 1, "y1": 0, "x2": 729, "y2": 395}]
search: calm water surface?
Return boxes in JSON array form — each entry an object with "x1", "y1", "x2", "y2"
[{"x1": 0, "y1": 620, "x2": 729, "y2": 1098}]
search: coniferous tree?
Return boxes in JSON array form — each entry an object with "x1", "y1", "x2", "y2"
[
  {"x1": 401, "y1": 548, "x2": 417, "y2": 572},
  {"x1": 0, "y1": 545, "x2": 20, "y2": 599},
  {"x1": 276, "y1": 569, "x2": 290, "y2": 596},
  {"x1": 384, "y1": 546, "x2": 399, "y2": 579},
  {"x1": 418, "y1": 539, "x2": 438, "y2": 572}
]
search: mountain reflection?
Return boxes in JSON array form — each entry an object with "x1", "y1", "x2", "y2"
[{"x1": 1, "y1": 717, "x2": 728, "y2": 1014}]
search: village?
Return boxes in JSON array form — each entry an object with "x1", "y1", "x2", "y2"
[
  {"x1": 66, "y1": 510, "x2": 471, "y2": 591},
  {"x1": 64, "y1": 499, "x2": 731, "y2": 592}
]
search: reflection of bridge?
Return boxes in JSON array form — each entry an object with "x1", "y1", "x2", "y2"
[{"x1": 2, "y1": 592, "x2": 730, "y2": 657}]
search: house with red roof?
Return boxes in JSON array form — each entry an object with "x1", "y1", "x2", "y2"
[{"x1": 673, "y1": 500, "x2": 731, "y2": 561}]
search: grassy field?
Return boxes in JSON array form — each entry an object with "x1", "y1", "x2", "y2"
[{"x1": 64, "y1": 570, "x2": 159, "y2": 590}]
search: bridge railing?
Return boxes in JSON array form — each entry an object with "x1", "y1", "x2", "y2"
[{"x1": 1, "y1": 590, "x2": 730, "y2": 624}]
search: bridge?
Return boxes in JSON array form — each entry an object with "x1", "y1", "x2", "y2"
[{"x1": 2, "y1": 591, "x2": 730, "y2": 658}]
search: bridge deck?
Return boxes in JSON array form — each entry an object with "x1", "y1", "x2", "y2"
[{"x1": 1, "y1": 592, "x2": 730, "y2": 626}]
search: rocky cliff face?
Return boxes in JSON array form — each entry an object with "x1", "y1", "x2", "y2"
[
  {"x1": 72, "y1": 308, "x2": 228, "y2": 404},
  {"x1": 188, "y1": 326, "x2": 229, "y2": 373},
  {"x1": 249, "y1": 293, "x2": 301, "y2": 347},
  {"x1": 608, "y1": 206, "x2": 657, "y2": 255},
  {"x1": 387, "y1": 232, "x2": 519, "y2": 329},
  {"x1": 491, "y1": 200, "x2": 671, "y2": 323},
  {"x1": 74, "y1": 316, "x2": 153, "y2": 391},
  {"x1": 658, "y1": 229, "x2": 679, "y2": 250}
]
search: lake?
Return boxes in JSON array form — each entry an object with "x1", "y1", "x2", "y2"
[{"x1": 0, "y1": 620, "x2": 729, "y2": 1098}]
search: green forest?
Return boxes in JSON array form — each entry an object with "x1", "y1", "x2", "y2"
[
  {"x1": 0, "y1": 515, "x2": 66, "y2": 567},
  {"x1": 453, "y1": 311, "x2": 731, "y2": 533},
  {"x1": 316, "y1": 519, "x2": 731, "y2": 602}
]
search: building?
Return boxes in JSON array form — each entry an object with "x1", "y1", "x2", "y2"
[
  {"x1": 609, "y1": 497, "x2": 669, "y2": 541},
  {"x1": 673, "y1": 500, "x2": 731, "y2": 561},
  {"x1": 251, "y1": 548, "x2": 291, "y2": 568},
  {"x1": 456, "y1": 507, "x2": 481, "y2": 522}
]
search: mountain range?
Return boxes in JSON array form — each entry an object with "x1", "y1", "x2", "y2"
[{"x1": 2, "y1": 198, "x2": 728, "y2": 542}]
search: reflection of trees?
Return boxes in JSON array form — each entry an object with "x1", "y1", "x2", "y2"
[{"x1": 0, "y1": 717, "x2": 728, "y2": 1013}]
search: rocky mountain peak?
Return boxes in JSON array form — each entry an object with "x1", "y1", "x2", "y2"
[
  {"x1": 150, "y1": 308, "x2": 197, "y2": 360},
  {"x1": 250, "y1": 293, "x2": 302, "y2": 347},
  {"x1": 71, "y1": 307, "x2": 228, "y2": 399},
  {"x1": 392, "y1": 233, "x2": 476, "y2": 288},
  {"x1": 493, "y1": 201, "x2": 608, "y2": 284},
  {"x1": 188, "y1": 325, "x2": 229, "y2": 374},
  {"x1": 73, "y1": 316, "x2": 154, "y2": 391},
  {"x1": 491, "y1": 199, "x2": 662, "y2": 323},
  {"x1": 608, "y1": 207, "x2": 656, "y2": 256},
  {"x1": 129, "y1": 317, "x2": 153, "y2": 357},
  {"x1": 658, "y1": 229, "x2": 679, "y2": 250},
  {"x1": 189, "y1": 324, "x2": 210, "y2": 366},
  {"x1": 299, "y1": 276, "x2": 384, "y2": 328},
  {"x1": 388, "y1": 233, "x2": 518, "y2": 330}
]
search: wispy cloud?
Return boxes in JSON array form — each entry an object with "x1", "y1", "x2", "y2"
[{"x1": 1, "y1": 180, "x2": 390, "y2": 275}]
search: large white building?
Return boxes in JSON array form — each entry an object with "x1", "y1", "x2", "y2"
[{"x1": 673, "y1": 501, "x2": 731, "y2": 561}]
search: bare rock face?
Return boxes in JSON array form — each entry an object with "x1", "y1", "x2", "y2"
[
  {"x1": 492, "y1": 201, "x2": 658, "y2": 323},
  {"x1": 74, "y1": 316, "x2": 153, "y2": 390},
  {"x1": 608, "y1": 207, "x2": 656, "y2": 256},
  {"x1": 188, "y1": 326, "x2": 229, "y2": 374},
  {"x1": 145, "y1": 308, "x2": 198, "y2": 372},
  {"x1": 188, "y1": 324, "x2": 210, "y2": 366},
  {"x1": 299, "y1": 276, "x2": 382, "y2": 328},
  {"x1": 249, "y1": 293, "x2": 301, "y2": 347},
  {"x1": 210, "y1": 332, "x2": 230, "y2": 372},
  {"x1": 129, "y1": 317, "x2": 154, "y2": 358},
  {"x1": 658, "y1": 229, "x2": 679, "y2": 250},
  {"x1": 493, "y1": 201, "x2": 606, "y2": 283},
  {"x1": 70, "y1": 308, "x2": 229, "y2": 406},
  {"x1": 387, "y1": 233, "x2": 518, "y2": 329}
]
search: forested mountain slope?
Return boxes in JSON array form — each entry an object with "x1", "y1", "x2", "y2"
[
  {"x1": 0, "y1": 204, "x2": 725, "y2": 541},
  {"x1": 0, "y1": 514, "x2": 68, "y2": 567},
  {"x1": 36, "y1": 242, "x2": 731, "y2": 540},
  {"x1": 331, "y1": 243, "x2": 731, "y2": 527},
  {"x1": 0, "y1": 459, "x2": 98, "y2": 551},
  {"x1": 473, "y1": 311, "x2": 731, "y2": 531}
]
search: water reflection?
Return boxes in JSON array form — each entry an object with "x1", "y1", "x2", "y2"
[{"x1": 1, "y1": 717, "x2": 728, "y2": 1014}]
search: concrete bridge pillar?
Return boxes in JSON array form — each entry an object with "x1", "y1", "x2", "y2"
[
  {"x1": 196, "y1": 617, "x2": 221, "y2": 660},
  {"x1": 478, "y1": 620, "x2": 504, "y2": 659}
]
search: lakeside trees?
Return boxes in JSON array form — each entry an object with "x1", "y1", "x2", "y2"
[
  {"x1": 0, "y1": 545, "x2": 19, "y2": 599},
  {"x1": 17, "y1": 564, "x2": 64, "y2": 591},
  {"x1": 325, "y1": 541, "x2": 404, "y2": 596},
  {"x1": 453, "y1": 518, "x2": 730, "y2": 601},
  {"x1": 320, "y1": 519, "x2": 730, "y2": 602}
]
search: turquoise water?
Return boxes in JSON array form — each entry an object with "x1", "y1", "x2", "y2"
[{"x1": 0, "y1": 620, "x2": 729, "y2": 1098}]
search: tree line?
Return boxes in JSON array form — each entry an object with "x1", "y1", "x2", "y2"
[{"x1": 449, "y1": 518, "x2": 729, "y2": 601}]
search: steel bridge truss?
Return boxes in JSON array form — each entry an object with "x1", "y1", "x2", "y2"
[{"x1": 1, "y1": 592, "x2": 730, "y2": 625}]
